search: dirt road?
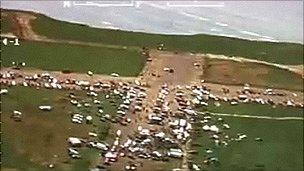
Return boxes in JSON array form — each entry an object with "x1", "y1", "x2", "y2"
[
  {"x1": 1, "y1": 67, "x2": 136, "y2": 83},
  {"x1": 197, "y1": 111, "x2": 304, "y2": 121}
]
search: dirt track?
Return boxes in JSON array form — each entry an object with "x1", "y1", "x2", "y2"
[
  {"x1": 141, "y1": 50, "x2": 203, "y2": 86},
  {"x1": 0, "y1": 68, "x2": 136, "y2": 83},
  {"x1": 197, "y1": 111, "x2": 304, "y2": 121}
]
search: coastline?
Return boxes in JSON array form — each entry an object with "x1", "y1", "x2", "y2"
[
  {"x1": 1, "y1": 7, "x2": 303, "y2": 45},
  {"x1": 1, "y1": 0, "x2": 303, "y2": 44}
]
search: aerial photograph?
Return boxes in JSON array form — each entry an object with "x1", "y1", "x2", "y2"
[{"x1": 0, "y1": 1, "x2": 303, "y2": 171}]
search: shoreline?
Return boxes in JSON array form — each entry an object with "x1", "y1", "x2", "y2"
[{"x1": 1, "y1": 7, "x2": 303, "y2": 45}]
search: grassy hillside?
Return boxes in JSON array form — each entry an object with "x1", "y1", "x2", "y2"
[
  {"x1": 2, "y1": 40, "x2": 145, "y2": 76},
  {"x1": 1, "y1": 8, "x2": 303, "y2": 65},
  {"x1": 31, "y1": 12, "x2": 303, "y2": 65}
]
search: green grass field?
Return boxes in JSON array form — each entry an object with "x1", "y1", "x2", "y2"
[
  {"x1": 198, "y1": 101, "x2": 303, "y2": 118},
  {"x1": 1, "y1": 9, "x2": 303, "y2": 65},
  {"x1": 1, "y1": 86, "x2": 120, "y2": 171},
  {"x1": 191, "y1": 115, "x2": 303, "y2": 171},
  {"x1": 192, "y1": 104, "x2": 303, "y2": 170},
  {"x1": 0, "y1": 12, "x2": 13, "y2": 34},
  {"x1": 2, "y1": 40, "x2": 145, "y2": 76},
  {"x1": 265, "y1": 67, "x2": 303, "y2": 91},
  {"x1": 203, "y1": 58, "x2": 303, "y2": 91}
]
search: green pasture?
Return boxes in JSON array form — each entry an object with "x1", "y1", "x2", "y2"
[
  {"x1": 191, "y1": 115, "x2": 303, "y2": 171},
  {"x1": 1, "y1": 86, "x2": 120, "y2": 170},
  {"x1": 1, "y1": 40, "x2": 145, "y2": 76}
]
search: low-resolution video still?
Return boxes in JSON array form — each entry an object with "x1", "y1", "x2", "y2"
[{"x1": 0, "y1": 1, "x2": 303, "y2": 171}]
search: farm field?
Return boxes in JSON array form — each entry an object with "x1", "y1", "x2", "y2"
[
  {"x1": 1, "y1": 9, "x2": 303, "y2": 65},
  {"x1": 191, "y1": 115, "x2": 303, "y2": 171},
  {"x1": 1, "y1": 40, "x2": 145, "y2": 76},
  {"x1": 1, "y1": 86, "x2": 120, "y2": 171},
  {"x1": 203, "y1": 58, "x2": 303, "y2": 91}
]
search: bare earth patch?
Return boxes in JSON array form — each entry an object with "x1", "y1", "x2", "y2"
[{"x1": 11, "y1": 12, "x2": 45, "y2": 40}]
